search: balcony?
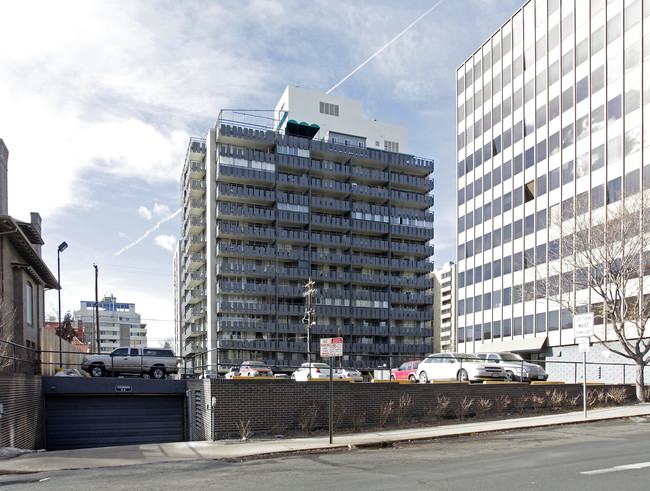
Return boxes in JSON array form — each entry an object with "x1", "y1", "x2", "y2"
[
  {"x1": 185, "y1": 305, "x2": 206, "y2": 322},
  {"x1": 217, "y1": 242, "x2": 275, "y2": 259},
  {"x1": 311, "y1": 214, "x2": 350, "y2": 231},
  {"x1": 217, "y1": 183, "x2": 275, "y2": 203},
  {"x1": 311, "y1": 232, "x2": 351, "y2": 247},
  {"x1": 390, "y1": 172, "x2": 434, "y2": 192},
  {"x1": 311, "y1": 196, "x2": 350, "y2": 212},
  {"x1": 184, "y1": 215, "x2": 205, "y2": 236},
  {"x1": 186, "y1": 287, "x2": 206, "y2": 304},
  {"x1": 216, "y1": 223, "x2": 275, "y2": 240},
  {"x1": 311, "y1": 159, "x2": 350, "y2": 177},
  {"x1": 188, "y1": 179, "x2": 206, "y2": 197},
  {"x1": 390, "y1": 275, "x2": 433, "y2": 288},
  {"x1": 391, "y1": 258, "x2": 433, "y2": 273},
  {"x1": 186, "y1": 197, "x2": 206, "y2": 215},
  {"x1": 216, "y1": 262, "x2": 275, "y2": 278},
  {"x1": 185, "y1": 234, "x2": 206, "y2": 252},
  {"x1": 186, "y1": 252, "x2": 206, "y2": 269},
  {"x1": 184, "y1": 270, "x2": 205, "y2": 290}
]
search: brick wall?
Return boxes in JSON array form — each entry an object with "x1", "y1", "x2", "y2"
[
  {"x1": 206, "y1": 379, "x2": 636, "y2": 439},
  {"x1": 0, "y1": 374, "x2": 44, "y2": 449}
]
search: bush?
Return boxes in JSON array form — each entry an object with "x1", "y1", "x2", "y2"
[
  {"x1": 492, "y1": 395, "x2": 511, "y2": 417},
  {"x1": 299, "y1": 403, "x2": 320, "y2": 434},
  {"x1": 376, "y1": 400, "x2": 395, "y2": 428},
  {"x1": 606, "y1": 387, "x2": 628, "y2": 405},
  {"x1": 474, "y1": 398, "x2": 493, "y2": 419},
  {"x1": 396, "y1": 394, "x2": 413, "y2": 425},
  {"x1": 237, "y1": 419, "x2": 253, "y2": 441},
  {"x1": 455, "y1": 397, "x2": 474, "y2": 421}
]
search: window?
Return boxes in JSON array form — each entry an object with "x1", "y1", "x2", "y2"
[
  {"x1": 525, "y1": 315, "x2": 534, "y2": 334},
  {"x1": 504, "y1": 224, "x2": 512, "y2": 243},
  {"x1": 26, "y1": 282, "x2": 33, "y2": 325},
  {"x1": 607, "y1": 177, "x2": 622, "y2": 204},
  {"x1": 562, "y1": 160, "x2": 574, "y2": 185},
  {"x1": 548, "y1": 310, "x2": 559, "y2": 331},
  {"x1": 550, "y1": 168, "x2": 560, "y2": 190},
  {"x1": 536, "y1": 176, "x2": 547, "y2": 196},
  {"x1": 493, "y1": 259, "x2": 502, "y2": 277},
  {"x1": 384, "y1": 140, "x2": 399, "y2": 152},
  {"x1": 525, "y1": 213, "x2": 535, "y2": 235},
  {"x1": 608, "y1": 94, "x2": 622, "y2": 122},
  {"x1": 591, "y1": 184, "x2": 605, "y2": 209},
  {"x1": 576, "y1": 77, "x2": 589, "y2": 103},
  {"x1": 592, "y1": 66, "x2": 604, "y2": 94},
  {"x1": 503, "y1": 318, "x2": 512, "y2": 336},
  {"x1": 320, "y1": 102, "x2": 339, "y2": 116}
]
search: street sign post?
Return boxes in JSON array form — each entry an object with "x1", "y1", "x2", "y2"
[
  {"x1": 320, "y1": 337, "x2": 343, "y2": 444},
  {"x1": 320, "y1": 337, "x2": 343, "y2": 357},
  {"x1": 574, "y1": 312, "x2": 594, "y2": 419}
]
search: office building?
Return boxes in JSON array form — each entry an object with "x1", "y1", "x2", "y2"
[
  {"x1": 456, "y1": 0, "x2": 650, "y2": 381},
  {"x1": 178, "y1": 86, "x2": 435, "y2": 372},
  {"x1": 74, "y1": 295, "x2": 147, "y2": 352},
  {"x1": 432, "y1": 262, "x2": 456, "y2": 352}
]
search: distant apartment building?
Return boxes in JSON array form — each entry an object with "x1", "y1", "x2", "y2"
[
  {"x1": 456, "y1": 0, "x2": 650, "y2": 381},
  {"x1": 432, "y1": 262, "x2": 456, "y2": 353},
  {"x1": 74, "y1": 295, "x2": 146, "y2": 353},
  {"x1": 177, "y1": 86, "x2": 435, "y2": 372}
]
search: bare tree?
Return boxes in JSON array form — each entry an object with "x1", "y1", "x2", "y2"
[{"x1": 541, "y1": 189, "x2": 650, "y2": 401}]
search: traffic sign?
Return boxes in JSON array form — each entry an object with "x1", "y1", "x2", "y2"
[
  {"x1": 578, "y1": 337, "x2": 590, "y2": 353},
  {"x1": 573, "y1": 312, "x2": 594, "y2": 338},
  {"x1": 320, "y1": 337, "x2": 343, "y2": 357}
]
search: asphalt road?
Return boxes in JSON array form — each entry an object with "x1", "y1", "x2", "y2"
[{"x1": 3, "y1": 417, "x2": 650, "y2": 490}]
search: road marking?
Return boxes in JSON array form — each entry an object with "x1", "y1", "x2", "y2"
[{"x1": 581, "y1": 462, "x2": 650, "y2": 475}]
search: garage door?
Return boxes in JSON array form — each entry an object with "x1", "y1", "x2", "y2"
[{"x1": 45, "y1": 394, "x2": 184, "y2": 450}]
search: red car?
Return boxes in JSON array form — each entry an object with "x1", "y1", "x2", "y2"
[
  {"x1": 239, "y1": 361, "x2": 273, "y2": 377},
  {"x1": 390, "y1": 360, "x2": 421, "y2": 382}
]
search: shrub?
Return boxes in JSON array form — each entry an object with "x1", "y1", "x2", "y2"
[
  {"x1": 492, "y1": 395, "x2": 511, "y2": 417},
  {"x1": 514, "y1": 395, "x2": 529, "y2": 414},
  {"x1": 396, "y1": 393, "x2": 413, "y2": 425},
  {"x1": 237, "y1": 419, "x2": 253, "y2": 441},
  {"x1": 455, "y1": 397, "x2": 474, "y2": 421},
  {"x1": 474, "y1": 398, "x2": 493, "y2": 419},
  {"x1": 299, "y1": 403, "x2": 320, "y2": 434},
  {"x1": 531, "y1": 394, "x2": 546, "y2": 413},
  {"x1": 352, "y1": 411, "x2": 367, "y2": 431},
  {"x1": 606, "y1": 387, "x2": 628, "y2": 405},
  {"x1": 376, "y1": 400, "x2": 395, "y2": 428},
  {"x1": 546, "y1": 390, "x2": 565, "y2": 409}
]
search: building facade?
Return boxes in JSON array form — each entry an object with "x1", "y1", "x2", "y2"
[
  {"x1": 74, "y1": 295, "x2": 147, "y2": 353},
  {"x1": 432, "y1": 261, "x2": 456, "y2": 353},
  {"x1": 177, "y1": 86, "x2": 435, "y2": 372},
  {"x1": 456, "y1": 0, "x2": 650, "y2": 381},
  {"x1": 0, "y1": 138, "x2": 59, "y2": 373}
]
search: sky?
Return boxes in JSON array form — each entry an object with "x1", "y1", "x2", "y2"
[{"x1": 0, "y1": 0, "x2": 525, "y2": 346}]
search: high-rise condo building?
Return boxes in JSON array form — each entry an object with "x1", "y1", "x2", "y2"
[{"x1": 177, "y1": 86, "x2": 435, "y2": 372}]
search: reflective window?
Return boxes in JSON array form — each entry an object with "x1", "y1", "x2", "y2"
[
  {"x1": 592, "y1": 26, "x2": 604, "y2": 55},
  {"x1": 592, "y1": 66, "x2": 605, "y2": 94},
  {"x1": 607, "y1": 177, "x2": 622, "y2": 204}
]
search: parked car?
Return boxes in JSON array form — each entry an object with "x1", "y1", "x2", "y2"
[
  {"x1": 81, "y1": 347, "x2": 180, "y2": 379},
  {"x1": 390, "y1": 360, "x2": 421, "y2": 382},
  {"x1": 339, "y1": 367, "x2": 363, "y2": 382},
  {"x1": 200, "y1": 370, "x2": 219, "y2": 379},
  {"x1": 224, "y1": 367, "x2": 241, "y2": 379},
  {"x1": 416, "y1": 353, "x2": 506, "y2": 383},
  {"x1": 477, "y1": 352, "x2": 548, "y2": 382},
  {"x1": 239, "y1": 361, "x2": 273, "y2": 377},
  {"x1": 177, "y1": 368, "x2": 197, "y2": 379},
  {"x1": 291, "y1": 362, "x2": 339, "y2": 381}
]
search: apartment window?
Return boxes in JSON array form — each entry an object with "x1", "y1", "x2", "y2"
[
  {"x1": 548, "y1": 310, "x2": 559, "y2": 331},
  {"x1": 320, "y1": 101, "x2": 339, "y2": 116},
  {"x1": 26, "y1": 282, "x2": 33, "y2": 325},
  {"x1": 384, "y1": 140, "x2": 399, "y2": 152}
]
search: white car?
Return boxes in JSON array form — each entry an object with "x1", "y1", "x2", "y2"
[
  {"x1": 338, "y1": 368, "x2": 363, "y2": 382},
  {"x1": 416, "y1": 353, "x2": 506, "y2": 383},
  {"x1": 224, "y1": 367, "x2": 241, "y2": 379},
  {"x1": 477, "y1": 352, "x2": 548, "y2": 382},
  {"x1": 291, "y1": 362, "x2": 340, "y2": 381}
]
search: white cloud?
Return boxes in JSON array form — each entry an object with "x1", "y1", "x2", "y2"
[
  {"x1": 155, "y1": 234, "x2": 177, "y2": 252},
  {"x1": 153, "y1": 203, "x2": 170, "y2": 217},
  {"x1": 138, "y1": 206, "x2": 153, "y2": 220}
]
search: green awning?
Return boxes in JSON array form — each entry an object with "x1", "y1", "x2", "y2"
[{"x1": 286, "y1": 120, "x2": 320, "y2": 139}]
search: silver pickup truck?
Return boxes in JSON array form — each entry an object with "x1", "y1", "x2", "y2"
[{"x1": 81, "y1": 347, "x2": 180, "y2": 379}]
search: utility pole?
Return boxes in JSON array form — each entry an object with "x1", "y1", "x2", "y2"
[
  {"x1": 94, "y1": 264, "x2": 101, "y2": 353},
  {"x1": 303, "y1": 278, "x2": 317, "y2": 381}
]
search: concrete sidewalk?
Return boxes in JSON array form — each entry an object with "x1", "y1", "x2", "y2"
[{"x1": 2, "y1": 403, "x2": 650, "y2": 474}]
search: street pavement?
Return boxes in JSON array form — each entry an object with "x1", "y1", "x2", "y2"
[{"x1": 2, "y1": 403, "x2": 649, "y2": 474}]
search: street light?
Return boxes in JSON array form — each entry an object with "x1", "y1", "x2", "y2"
[{"x1": 57, "y1": 241, "x2": 68, "y2": 369}]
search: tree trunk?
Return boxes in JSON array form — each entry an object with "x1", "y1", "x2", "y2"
[{"x1": 636, "y1": 362, "x2": 647, "y2": 402}]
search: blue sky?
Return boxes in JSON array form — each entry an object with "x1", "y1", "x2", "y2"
[{"x1": 0, "y1": 0, "x2": 524, "y2": 345}]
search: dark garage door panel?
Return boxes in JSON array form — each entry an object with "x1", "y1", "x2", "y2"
[{"x1": 45, "y1": 395, "x2": 184, "y2": 450}]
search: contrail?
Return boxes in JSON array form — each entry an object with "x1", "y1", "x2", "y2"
[
  {"x1": 114, "y1": 208, "x2": 182, "y2": 256},
  {"x1": 327, "y1": 0, "x2": 446, "y2": 94}
]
